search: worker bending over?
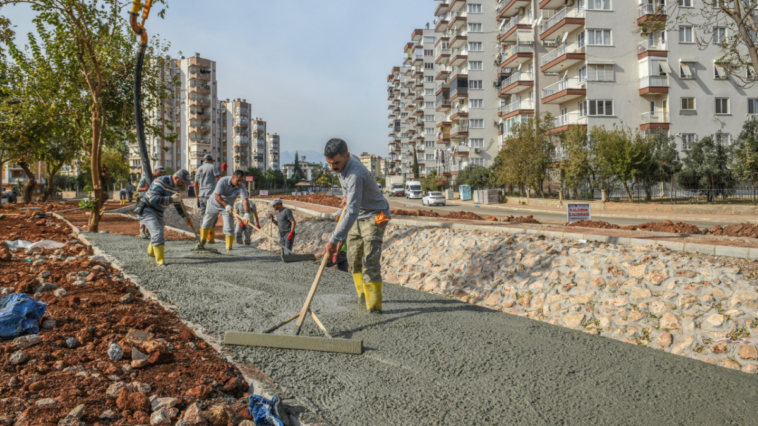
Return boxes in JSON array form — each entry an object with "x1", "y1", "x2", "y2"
[
  {"x1": 135, "y1": 169, "x2": 191, "y2": 266},
  {"x1": 197, "y1": 170, "x2": 250, "y2": 251},
  {"x1": 137, "y1": 166, "x2": 164, "y2": 239},
  {"x1": 119, "y1": 188, "x2": 128, "y2": 205},
  {"x1": 194, "y1": 155, "x2": 221, "y2": 244},
  {"x1": 235, "y1": 198, "x2": 261, "y2": 246},
  {"x1": 270, "y1": 199, "x2": 296, "y2": 253},
  {"x1": 323, "y1": 138, "x2": 390, "y2": 313}
]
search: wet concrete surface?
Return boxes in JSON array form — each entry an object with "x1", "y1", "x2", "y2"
[{"x1": 85, "y1": 232, "x2": 758, "y2": 426}]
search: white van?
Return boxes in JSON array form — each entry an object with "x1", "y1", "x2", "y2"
[{"x1": 405, "y1": 181, "x2": 423, "y2": 199}]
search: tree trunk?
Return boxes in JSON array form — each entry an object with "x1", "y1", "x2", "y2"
[
  {"x1": 88, "y1": 110, "x2": 104, "y2": 232},
  {"x1": 17, "y1": 160, "x2": 37, "y2": 204},
  {"x1": 622, "y1": 181, "x2": 634, "y2": 203},
  {"x1": 644, "y1": 179, "x2": 652, "y2": 202},
  {"x1": 670, "y1": 175, "x2": 674, "y2": 203},
  {"x1": 40, "y1": 164, "x2": 61, "y2": 202}
]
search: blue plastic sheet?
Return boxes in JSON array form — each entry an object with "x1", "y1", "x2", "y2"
[
  {"x1": 249, "y1": 394, "x2": 284, "y2": 426},
  {"x1": 0, "y1": 294, "x2": 47, "y2": 340}
]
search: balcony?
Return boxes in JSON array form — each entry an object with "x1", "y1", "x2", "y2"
[
  {"x1": 450, "y1": 48, "x2": 468, "y2": 67},
  {"x1": 450, "y1": 85, "x2": 468, "y2": 101},
  {"x1": 638, "y1": 3, "x2": 667, "y2": 25},
  {"x1": 498, "y1": 71, "x2": 534, "y2": 96},
  {"x1": 546, "y1": 113, "x2": 587, "y2": 134},
  {"x1": 450, "y1": 125, "x2": 469, "y2": 140},
  {"x1": 436, "y1": 67, "x2": 451, "y2": 81},
  {"x1": 190, "y1": 137, "x2": 211, "y2": 144},
  {"x1": 189, "y1": 98, "x2": 211, "y2": 108},
  {"x1": 436, "y1": 82, "x2": 450, "y2": 96},
  {"x1": 500, "y1": 44, "x2": 533, "y2": 68},
  {"x1": 434, "y1": 18, "x2": 449, "y2": 33},
  {"x1": 637, "y1": 40, "x2": 668, "y2": 59},
  {"x1": 450, "y1": 0, "x2": 466, "y2": 11},
  {"x1": 497, "y1": 0, "x2": 531, "y2": 20},
  {"x1": 539, "y1": 0, "x2": 565, "y2": 9},
  {"x1": 435, "y1": 0, "x2": 450, "y2": 16},
  {"x1": 541, "y1": 78, "x2": 586, "y2": 104},
  {"x1": 412, "y1": 52, "x2": 424, "y2": 67},
  {"x1": 500, "y1": 17, "x2": 532, "y2": 42},
  {"x1": 449, "y1": 11, "x2": 467, "y2": 30},
  {"x1": 190, "y1": 70, "x2": 211, "y2": 81},
  {"x1": 450, "y1": 145, "x2": 470, "y2": 157},
  {"x1": 540, "y1": 42, "x2": 586, "y2": 72},
  {"x1": 499, "y1": 99, "x2": 535, "y2": 119},
  {"x1": 189, "y1": 124, "x2": 211, "y2": 134},
  {"x1": 539, "y1": 5, "x2": 586, "y2": 40},
  {"x1": 639, "y1": 75, "x2": 669, "y2": 95},
  {"x1": 640, "y1": 111, "x2": 670, "y2": 131},
  {"x1": 450, "y1": 106, "x2": 469, "y2": 120},
  {"x1": 189, "y1": 83, "x2": 211, "y2": 95},
  {"x1": 450, "y1": 31, "x2": 468, "y2": 49},
  {"x1": 436, "y1": 98, "x2": 452, "y2": 111}
]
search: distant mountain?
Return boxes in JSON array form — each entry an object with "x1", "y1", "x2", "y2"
[{"x1": 280, "y1": 150, "x2": 324, "y2": 165}]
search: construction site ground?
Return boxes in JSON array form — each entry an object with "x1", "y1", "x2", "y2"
[{"x1": 80, "y1": 232, "x2": 758, "y2": 426}]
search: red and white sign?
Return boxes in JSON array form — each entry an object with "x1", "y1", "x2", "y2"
[
  {"x1": 260, "y1": 190, "x2": 269, "y2": 196},
  {"x1": 567, "y1": 204, "x2": 591, "y2": 223},
  {"x1": 245, "y1": 176, "x2": 254, "y2": 182}
]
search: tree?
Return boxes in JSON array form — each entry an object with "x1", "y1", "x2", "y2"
[
  {"x1": 245, "y1": 166, "x2": 265, "y2": 189},
  {"x1": 558, "y1": 124, "x2": 591, "y2": 199},
  {"x1": 648, "y1": 130, "x2": 681, "y2": 202},
  {"x1": 591, "y1": 125, "x2": 651, "y2": 203},
  {"x1": 412, "y1": 146, "x2": 420, "y2": 178},
  {"x1": 732, "y1": 118, "x2": 758, "y2": 201},
  {"x1": 292, "y1": 151, "x2": 305, "y2": 182},
  {"x1": 1, "y1": 0, "x2": 170, "y2": 229},
  {"x1": 79, "y1": 148, "x2": 129, "y2": 188},
  {"x1": 678, "y1": 133, "x2": 735, "y2": 202},
  {"x1": 39, "y1": 122, "x2": 84, "y2": 201},
  {"x1": 457, "y1": 164, "x2": 492, "y2": 190},
  {"x1": 421, "y1": 170, "x2": 437, "y2": 192},
  {"x1": 493, "y1": 114, "x2": 554, "y2": 197}
]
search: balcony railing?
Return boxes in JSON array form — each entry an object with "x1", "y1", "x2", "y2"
[
  {"x1": 638, "y1": 40, "x2": 668, "y2": 54},
  {"x1": 502, "y1": 44, "x2": 533, "y2": 61},
  {"x1": 436, "y1": 98, "x2": 451, "y2": 108},
  {"x1": 541, "y1": 78, "x2": 584, "y2": 98},
  {"x1": 500, "y1": 99, "x2": 534, "y2": 115},
  {"x1": 451, "y1": 125, "x2": 469, "y2": 134},
  {"x1": 500, "y1": 71, "x2": 534, "y2": 90},
  {"x1": 501, "y1": 15, "x2": 532, "y2": 35},
  {"x1": 640, "y1": 75, "x2": 669, "y2": 89},
  {"x1": 640, "y1": 111, "x2": 669, "y2": 124},
  {"x1": 638, "y1": 3, "x2": 666, "y2": 17},
  {"x1": 540, "y1": 42, "x2": 583, "y2": 67},
  {"x1": 435, "y1": 45, "x2": 451, "y2": 58},
  {"x1": 552, "y1": 113, "x2": 587, "y2": 128},
  {"x1": 540, "y1": 5, "x2": 586, "y2": 35}
]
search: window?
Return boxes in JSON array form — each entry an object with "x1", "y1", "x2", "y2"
[
  {"x1": 469, "y1": 138, "x2": 484, "y2": 148},
  {"x1": 401, "y1": 112, "x2": 408, "y2": 118},
  {"x1": 713, "y1": 27, "x2": 727, "y2": 44},
  {"x1": 587, "y1": 63, "x2": 614, "y2": 81},
  {"x1": 424, "y1": 63, "x2": 434, "y2": 70},
  {"x1": 715, "y1": 97, "x2": 730, "y2": 114},
  {"x1": 716, "y1": 133, "x2": 732, "y2": 146},
  {"x1": 681, "y1": 97, "x2": 695, "y2": 110},
  {"x1": 679, "y1": 0, "x2": 692, "y2": 6},
  {"x1": 576, "y1": 31, "x2": 585, "y2": 48},
  {"x1": 425, "y1": 141, "x2": 435, "y2": 148},
  {"x1": 424, "y1": 36, "x2": 435, "y2": 44},
  {"x1": 581, "y1": 100, "x2": 614, "y2": 116},
  {"x1": 426, "y1": 154, "x2": 435, "y2": 160},
  {"x1": 469, "y1": 99, "x2": 483, "y2": 108},
  {"x1": 680, "y1": 61, "x2": 695, "y2": 79},
  {"x1": 425, "y1": 114, "x2": 435, "y2": 121},
  {"x1": 468, "y1": 23, "x2": 482, "y2": 32},
  {"x1": 467, "y1": 4, "x2": 482, "y2": 13},
  {"x1": 586, "y1": 0, "x2": 611, "y2": 10},
  {"x1": 469, "y1": 119, "x2": 484, "y2": 128},
  {"x1": 424, "y1": 49, "x2": 434, "y2": 57},
  {"x1": 714, "y1": 63, "x2": 729, "y2": 79},
  {"x1": 468, "y1": 61, "x2": 483, "y2": 70},
  {"x1": 425, "y1": 101, "x2": 435, "y2": 109},
  {"x1": 469, "y1": 80, "x2": 483, "y2": 89},
  {"x1": 469, "y1": 158, "x2": 486, "y2": 166},
  {"x1": 679, "y1": 26, "x2": 693, "y2": 43},
  {"x1": 586, "y1": 29, "x2": 611, "y2": 45},
  {"x1": 426, "y1": 128, "x2": 435, "y2": 135},
  {"x1": 425, "y1": 76, "x2": 434, "y2": 83},
  {"x1": 749, "y1": 99, "x2": 758, "y2": 114},
  {"x1": 425, "y1": 88, "x2": 434, "y2": 96},
  {"x1": 681, "y1": 134, "x2": 696, "y2": 150},
  {"x1": 468, "y1": 42, "x2": 483, "y2": 51}
]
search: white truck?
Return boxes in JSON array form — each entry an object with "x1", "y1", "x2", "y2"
[{"x1": 405, "y1": 181, "x2": 423, "y2": 199}]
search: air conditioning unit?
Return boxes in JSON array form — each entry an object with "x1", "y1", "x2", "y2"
[
  {"x1": 518, "y1": 7, "x2": 526, "y2": 15},
  {"x1": 543, "y1": 39, "x2": 558, "y2": 47},
  {"x1": 474, "y1": 148, "x2": 481, "y2": 153}
]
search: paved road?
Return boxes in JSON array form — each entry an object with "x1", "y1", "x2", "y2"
[
  {"x1": 87, "y1": 233, "x2": 758, "y2": 426},
  {"x1": 386, "y1": 196, "x2": 726, "y2": 228}
]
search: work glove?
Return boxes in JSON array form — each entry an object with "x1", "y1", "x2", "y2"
[
  {"x1": 287, "y1": 231, "x2": 294, "y2": 241},
  {"x1": 196, "y1": 198, "x2": 200, "y2": 208},
  {"x1": 256, "y1": 225, "x2": 261, "y2": 229},
  {"x1": 225, "y1": 205, "x2": 232, "y2": 213},
  {"x1": 170, "y1": 193, "x2": 182, "y2": 203},
  {"x1": 268, "y1": 214, "x2": 273, "y2": 220},
  {"x1": 243, "y1": 213, "x2": 250, "y2": 222}
]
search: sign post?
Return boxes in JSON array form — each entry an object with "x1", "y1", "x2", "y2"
[{"x1": 567, "y1": 203, "x2": 591, "y2": 223}]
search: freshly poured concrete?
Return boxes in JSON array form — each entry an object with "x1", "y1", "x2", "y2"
[{"x1": 85, "y1": 233, "x2": 758, "y2": 426}]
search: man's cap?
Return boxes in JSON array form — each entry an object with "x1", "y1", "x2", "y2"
[
  {"x1": 204, "y1": 154, "x2": 214, "y2": 162},
  {"x1": 271, "y1": 198, "x2": 283, "y2": 206},
  {"x1": 174, "y1": 169, "x2": 191, "y2": 186},
  {"x1": 155, "y1": 166, "x2": 166, "y2": 173}
]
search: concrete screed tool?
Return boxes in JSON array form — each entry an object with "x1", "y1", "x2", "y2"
[
  {"x1": 179, "y1": 202, "x2": 219, "y2": 254},
  {"x1": 231, "y1": 211, "x2": 315, "y2": 263},
  {"x1": 224, "y1": 212, "x2": 362, "y2": 355}
]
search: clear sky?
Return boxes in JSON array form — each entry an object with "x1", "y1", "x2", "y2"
[{"x1": 2, "y1": 0, "x2": 436, "y2": 158}]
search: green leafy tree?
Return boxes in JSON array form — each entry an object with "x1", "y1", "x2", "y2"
[
  {"x1": 457, "y1": 164, "x2": 492, "y2": 190},
  {"x1": 493, "y1": 114, "x2": 554, "y2": 197},
  {"x1": 591, "y1": 125, "x2": 651, "y2": 203},
  {"x1": 421, "y1": 170, "x2": 437, "y2": 192},
  {"x1": 648, "y1": 129, "x2": 681, "y2": 201},
  {"x1": 677, "y1": 133, "x2": 736, "y2": 202},
  {"x1": 559, "y1": 124, "x2": 591, "y2": 199},
  {"x1": 412, "y1": 146, "x2": 420, "y2": 178},
  {"x1": 731, "y1": 118, "x2": 758, "y2": 201},
  {"x1": 39, "y1": 122, "x2": 84, "y2": 201},
  {"x1": 292, "y1": 151, "x2": 305, "y2": 182}
]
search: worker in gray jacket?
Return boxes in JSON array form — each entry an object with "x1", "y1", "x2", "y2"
[
  {"x1": 197, "y1": 170, "x2": 250, "y2": 251},
  {"x1": 234, "y1": 198, "x2": 261, "y2": 246},
  {"x1": 322, "y1": 138, "x2": 390, "y2": 313},
  {"x1": 137, "y1": 166, "x2": 164, "y2": 239},
  {"x1": 194, "y1": 155, "x2": 221, "y2": 244}
]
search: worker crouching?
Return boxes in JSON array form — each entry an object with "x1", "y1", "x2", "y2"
[
  {"x1": 135, "y1": 169, "x2": 191, "y2": 266},
  {"x1": 322, "y1": 138, "x2": 390, "y2": 313},
  {"x1": 197, "y1": 170, "x2": 250, "y2": 252}
]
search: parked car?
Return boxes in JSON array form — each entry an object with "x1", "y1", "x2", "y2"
[
  {"x1": 390, "y1": 184, "x2": 404, "y2": 197},
  {"x1": 405, "y1": 181, "x2": 423, "y2": 199},
  {"x1": 1, "y1": 190, "x2": 18, "y2": 204},
  {"x1": 377, "y1": 183, "x2": 382, "y2": 192},
  {"x1": 422, "y1": 191, "x2": 446, "y2": 206}
]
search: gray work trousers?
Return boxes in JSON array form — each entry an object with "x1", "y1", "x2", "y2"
[
  {"x1": 279, "y1": 233, "x2": 294, "y2": 252},
  {"x1": 138, "y1": 207, "x2": 165, "y2": 246},
  {"x1": 198, "y1": 196, "x2": 209, "y2": 216},
  {"x1": 201, "y1": 201, "x2": 234, "y2": 235},
  {"x1": 235, "y1": 223, "x2": 253, "y2": 245}
]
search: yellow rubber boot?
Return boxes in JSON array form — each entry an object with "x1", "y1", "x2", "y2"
[
  {"x1": 364, "y1": 282, "x2": 383, "y2": 312},
  {"x1": 200, "y1": 228, "x2": 209, "y2": 241},
  {"x1": 207, "y1": 227, "x2": 217, "y2": 244},
  {"x1": 154, "y1": 245, "x2": 165, "y2": 266},
  {"x1": 352, "y1": 273, "x2": 365, "y2": 299},
  {"x1": 147, "y1": 244, "x2": 155, "y2": 257},
  {"x1": 225, "y1": 235, "x2": 234, "y2": 251}
]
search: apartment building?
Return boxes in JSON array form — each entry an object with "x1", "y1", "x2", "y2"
[
  {"x1": 252, "y1": 118, "x2": 267, "y2": 171},
  {"x1": 220, "y1": 98, "x2": 252, "y2": 172},
  {"x1": 387, "y1": 0, "x2": 756, "y2": 184},
  {"x1": 1, "y1": 160, "x2": 46, "y2": 193},
  {"x1": 267, "y1": 133, "x2": 281, "y2": 170},
  {"x1": 282, "y1": 156, "x2": 320, "y2": 181},
  {"x1": 359, "y1": 153, "x2": 383, "y2": 177}
]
